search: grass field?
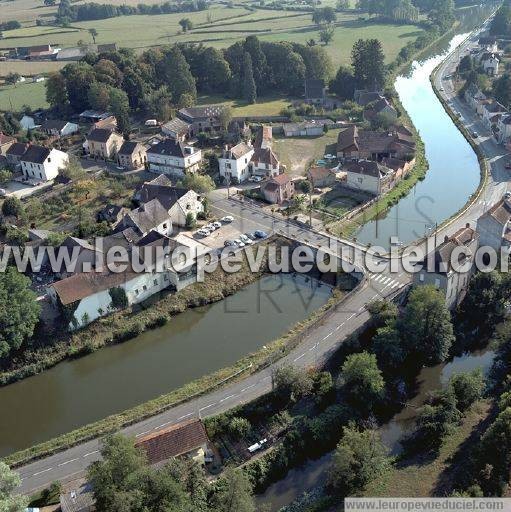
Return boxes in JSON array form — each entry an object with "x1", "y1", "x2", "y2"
[
  {"x1": 196, "y1": 93, "x2": 295, "y2": 116},
  {"x1": 0, "y1": 81, "x2": 49, "y2": 111},
  {"x1": 0, "y1": 60, "x2": 66, "y2": 78}
]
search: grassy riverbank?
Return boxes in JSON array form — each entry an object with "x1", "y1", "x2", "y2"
[{"x1": 4, "y1": 241, "x2": 358, "y2": 467}]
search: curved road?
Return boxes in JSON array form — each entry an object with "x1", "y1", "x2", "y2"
[{"x1": 14, "y1": 21, "x2": 510, "y2": 495}]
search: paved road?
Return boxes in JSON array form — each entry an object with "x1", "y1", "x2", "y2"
[{"x1": 14, "y1": 20, "x2": 509, "y2": 496}]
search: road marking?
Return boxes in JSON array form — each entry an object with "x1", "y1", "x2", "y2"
[
  {"x1": 199, "y1": 403, "x2": 216, "y2": 411},
  {"x1": 241, "y1": 383, "x2": 256, "y2": 392},
  {"x1": 58, "y1": 458, "x2": 78, "y2": 467},
  {"x1": 220, "y1": 394, "x2": 236, "y2": 402},
  {"x1": 135, "y1": 430, "x2": 150, "y2": 438},
  {"x1": 154, "y1": 421, "x2": 171, "y2": 430},
  {"x1": 358, "y1": 305, "x2": 365, "y2": 312},
  {"x1": 177, "y1": 413, "x2": 193, "y2": 421},
  {"x1": 347, "y1": 313, "x2": 355, "y2": 320},
  {"x1": 33, "y1": 468, "x2": 53, "y2": 476},
  {"x1": 262, "y1": 376, "x2": 270, "y2": 381},
  {"x1": 371, "y1": 294, "x2": 378, "y2": 300},
  {"x1": 293, "y1": 353, "x2": 305, "y2": 362},
  {"x1": 83, "y1": 450, "x2": 99, "y2": 458}
]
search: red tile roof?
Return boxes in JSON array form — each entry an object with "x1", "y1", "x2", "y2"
[{"x1": 136, "y1": 419, "x2": 209, "y2": 465}]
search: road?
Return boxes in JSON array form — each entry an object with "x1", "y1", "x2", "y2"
[{"x1": 14, "y1": 20, "x2": 510, "y2": 496}]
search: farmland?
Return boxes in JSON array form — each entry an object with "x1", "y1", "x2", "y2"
[{"x1": 0, "y1": 81, "x2": 49, "y2": 111}]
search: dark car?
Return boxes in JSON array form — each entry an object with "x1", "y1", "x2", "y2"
[{"x1": 254, "y1": 230, "x2": 268, "y2": 239}]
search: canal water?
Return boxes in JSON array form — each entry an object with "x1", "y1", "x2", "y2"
[{"x1": 0, "y1": 273, "x2": 331, "y2": 456}]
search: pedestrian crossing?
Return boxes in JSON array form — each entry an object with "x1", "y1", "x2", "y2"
[{"x1": 370, "y1": 274, "x2": 402, "y2": 290}]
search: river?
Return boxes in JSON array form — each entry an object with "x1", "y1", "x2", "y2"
[
  {"x1": 0, "y1": 273, "x2": 331, "y2": 456},
  {"x1": 258, "y1": 7, "x2": 496, "y2": 509}
]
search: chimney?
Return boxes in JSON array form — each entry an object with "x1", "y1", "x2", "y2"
[
  {"x1": 444, "y1": 235, "x2": 449, "y2": 242},
  {"x1": 466, "y1": 222, "x2": 470, "y2": 228}
]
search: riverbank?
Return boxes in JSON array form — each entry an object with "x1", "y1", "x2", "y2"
[{"x1": 4, "y1": 243, "x2": 360, "y2": 467}]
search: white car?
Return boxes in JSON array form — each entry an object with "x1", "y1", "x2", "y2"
[
  {"x1": 197, "y1": 229, "x2": 210, "y2": 237},
  {"x1": 239, "y1": 234, "x2": 253, "y2": 245},
  {"x1": 248, "y1": 176, "x2": 263, "y2": 183},
  {"x1": 233, "y1": 239, "x2": 245, "y2": 247},
  {"x1": 213, "y1": 221, "x2": 222, "y2": 229},
  {"x1": 221, "y1": 216, "x2": 234, "y2": 223},
  {"x1": 205, "y1": 223, "x2": 216, "y2": 231}
]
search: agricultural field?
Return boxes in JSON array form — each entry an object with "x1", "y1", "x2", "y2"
[
  {"x1": 0, "y1": 60, "x2": 66, "y2": 78},
  {"x1": 0, "y1": 81, "x2": 48, "y2": 111}
]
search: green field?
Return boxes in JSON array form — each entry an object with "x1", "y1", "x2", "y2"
[{"x1": 0, "y1": 81, "x2": 49, "y2": 111}]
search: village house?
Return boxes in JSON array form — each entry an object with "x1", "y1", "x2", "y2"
[
  {"x1": 0, "y1": 133, "x2": 16, "y2": 155},
  {"x1": 26, "y1": 44, "x2": 60, "y2": 60},
  {"x1": 481, "y1": 100, "x2": 507, "y2": 130},
  {"x1": 336, "y1": 125, "x2": 415, "y2": 162},
  {"x1": 79, "y1": 110, "x2": 112, "y2": 124},
  {"x1": 283, "y1": 120, "x2": 332, "y2": 137},
  {"x1": 177, "y1": 105, "x2": 225, "y2": 136},
  {"x1": 218, "y1": 141, "x2": 254, "y2": 183},
  {"x1": 19, "y1": 115, "x2": 38, "y2": 131},
  {"x1": 307, "y1": 166, "x2": 337, "y2": 188},
  {"x1": 117, "y1": 141, "x2": 147, "y2": 170},
  {"x1": 304, "y1": 78, "x2": 327, "y2": 106},
  {"x1": 496, "y1": 115, "x2": 511, "y2": 144},
  {"x1": 261, "y1": 174, "x2": 294, "y2": 204},
  {"x1": 251, "y1": 125, "x2": 281, "y2": 178},
  {"x1": 86, "y1": 128, "x2": 124, "y2": 159},
  {"x1": 481, "y1": 52, "x2": 500, "y2": 76},
  {"x1": 134, "y1": 174, "x2": 204, "y2": 227},
  {"x1": 97, "y1": 204, "x2": 129, "y2": 225},
  {"x1": 356, "y1": 91, "x2": 384, "y2": 106},
  {"x1": 136, "y1": 419, "x2": 211, "y2": 466},
  {"x1": 5, "y1": 142, "x2": 27, "y2": 167},
  {"x1": 20, "y1": 145, "x2": 69, "y2": 182},
  {"x1": 476, "y1": 197, "x2": 511, "y2": 253},
  {"x1": 114, "y1": 198, "x2": 172, "y2": 237},
  {"x1": 413, "y1": 225, "x2": 479, "y2": 309},
  {"x1": 380, "y1": 156, "x2": 414, "y2": 180},
  {"x1": 147, "y1": 139, "x2": 202, "y2": 177},
  {"x1": 344, "y1": 160, "x2": 393, "y2": 195},
  {"x1": 464, "y1": 83, "x2": 487, "y2": 112},
  {"x1": 40, "y1": 119, "x2": 79, "y2": 138},
  {"x1": 363, "y1": 97, "x2": 398, "y2": 125},
  {"x1": 92, "y1": 115, "x2": 118, "y2": 132},
  {"x1": 161, "y1": 118, "x2": 191, "y2": 141}
]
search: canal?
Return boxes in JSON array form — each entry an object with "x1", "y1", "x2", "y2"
[{"x1": 0, "y1": 273, "x2": 331, "y2": 456}]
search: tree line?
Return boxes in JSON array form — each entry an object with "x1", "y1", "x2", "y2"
[{"x1": 56, "y1": 0, "x2": 207, "y2": 23}]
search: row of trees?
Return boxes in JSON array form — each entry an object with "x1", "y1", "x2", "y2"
[
  {"x1": 56, "y1": 0, "x2": 207, "y2": 23},
  {"x1": 490, "y1": 3, "x2": 511, "y2": 37}
]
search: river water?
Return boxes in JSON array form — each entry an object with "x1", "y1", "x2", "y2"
[{"x1": 0, "y1": 273, "x2": 331, "y2": 456}]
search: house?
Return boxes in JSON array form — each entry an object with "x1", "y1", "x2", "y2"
[
  {"x1": 115, "y1": 198, "x2": 172, "y2": 237},
  {"x1": 60, "y1": 483, "x2": 95, "y2": 512},
  {"x1": 218, "y1": 142, "x2": 254, "y2": 183},
  {"x1": 304, "y1": 79, "x2": 327, "y2": 106},
  {"x1": 307, "y1": 166, "x2": 336, "y2": 188},
  {"x1": 97, "y1": 204, "x2": 129, "y2": 224},
  {"x1": 336, "y1": 125, "x2": 415, "y2": 161},
  {"x1": 86, "y1": 128, "x2": 123, "y2": 159},
  {"x1": 40, "y1": 120, "x2": 79, "y2": 138},
  {"x1": 261, "y1": 174, "x2": 294, "y2": 204},
  {"x1": 79, "y1": 110, "x2": 111, "y2": 123},
  {"x1": 496, "y1": 115, "x2": 511, "y2": 144},
  {"x1": 19, "y1": 115, "x2": 38, "y2": 131},
  {"x1": 363, "y1": 97, "x2": 398, "y2": 124},
  {"x1": 380, "y1": 156, "x2": 413, "y2": 180},
  {"x1": 481, "y1": 53, "x2": 500, "y2": 76},
  {"x1": 344, "y1": 160, "x2": 393, "y2": 195},
  {"x1": 476, "y1": 197, "x2": 511, "y2": 253},
  {"x1": 135, "y1": 419, "x2": 210, "y2": 466},
  {"x1": 413, "y1": 225, "x2": 479, "y2": 309},
  {"x1": 356, "y1": 91, "x2": 384, "y2": 106},
  {"x1": 134, "y1": 174, "x2": 204, "y2": 227},
  {"x1": 177, "y1": 105, "x2": 225, "y2": 136},
  {"x1": 20, "y1": 145, "x2": 69, "y2": 182},
  {"x1": 5, "y1": 142, "x2": 27, "y2": 167},
  {"x1": 117, "y1": 141, "x2": 147, "y2": 170},
  {"x1": 92, "y1": 115, "x2": 117, "y2": 132},
  {"x1": 26, "y1": 44, "x2": 59, "y2": 60},
  {"x1": 464, "y1": 83, "x2": 487, "y2": 111},
  {"x1": 161, "y1": 118, "x2": 191, "y2": 141},
  {"x1": 0, "y1": 133, "x2": 16, "y2": 155},
  {"x1": 227, "y1": 118, "x2": 251, "y2": 142},
  {"x1": 58, "y1": 236, "x2": 99, "y2": 276},
  {"x1": 251, "y1": 125, "x2": 280, "y2": 178},
  {"x1": 482, "y1": 101, "x2": 507, "y2": 129},
  {"x1": 147, "y1": 139, "x2": 201, "y2": 177},
  {"x1": 283, "y1": 121, "x2": 328, "y2": 137},
  {"x1": 56, "y1": 45, "x2": 94, "y2": 61}
]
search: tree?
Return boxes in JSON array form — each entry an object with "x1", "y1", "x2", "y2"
[
  {"x1": 273, "y1": 365, "x2": 313, "y2": 403},
  {"x1": 179, "y1": 18, "x2": 193, "y2": 32},
  {"x1": 0, "y1": 170, "x2": 12, "y2": 185},
  {"x1": 219, "y1": 106, "x2": 233, "y2": 131},
  {"x1": 312, "y1": 6, "x2": 337, "y2": 24},
  {"x1": 185, "y1": 212, "x2": 196, "y2": 229},
  {"x1": 5, "y1": 72, "x2": 20, "y2": 86},
  {"x1": 328, "y1": 425, "x2": 389, "y2": 497},
  {"x1": 241, "y1": 52, "x2": 257, "y2": 104},
  {"x1": 319, "y1": 25, "x2": 335, "y2": 45},
  {"x1": 89, "y1": 27, "x2": 98, "y2": 44},
  {"x1": 493, "y1": 73, "x2": 511, "y2": 110},
  {"x1": 337, "y1": 0, "x2": 350, "y2": 8},
  {"x1": 88, "y1": 81, "x2": 111, "y2": 111},
  {"x1": 329, "y1": 64, "x2": 356, "y2": 100},
  {"x1": 177, "y1": 173, "x2": 215, "y2": 193},
  {"x1": 351, "y1": 38, "x2": 386, "y2": 90},
  {"x1": 449, "y1": 369, "x2": 485, "y2": 412},
  {"x1": 339, "y1": 351, "x2": 385, "y2": 411},
  {"x1": 0, "y1": 267, "x2": 40, "y2": 359},
  {"x1": 0, "y1": 462, "x2": 28, "y2": 512},
  {"x1": 367, "y1": 299, "x2": 398, "y2": 329},
  {"x1": 228, "y1": 417, "x2": 252, "y2": 439},
  {"x1": 372, "y1": 322, "x2": 405, "y2": 372},
  {"x1": 108, "y1": 87, "x2": 130, "y2": 135},
  {"x1": 210, "y1": 468, "x2": 255, "y2": 512},
  {"x1": 60, "y1": 155, "x2": 86, "y2": 180},
  {"x1": 46, "y1": 72, "x2": 69, "y2": 112},
  {"x1": 109, "y1": 287, "x2": 128, "y2": 310},
  {"x1": 162, "y1": 45, "x2": 197, "y2": 106},
  {"x1": 458, "y1": 55, "x2": 473, "y2": 74},
  {"x1": 2, "y1": 196, "x2": 24, "y2": 218},
  {"x1": 399, "y1": 285, "x2": 454, "y2": 365}
]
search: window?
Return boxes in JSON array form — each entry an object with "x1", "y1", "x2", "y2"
[
  {"x1": 135, "y1": 289, "x2": 139, "y2": 295},
  {"x1": 163, "y1": 223, "x2": 167, "y2": 229},
  {"x1": 143, "y1": 285, "x2": 147, "y2": 291},
  {"x1": 164, "y1": 275, "x2": 169, "y2": 281},
  {"x1": 153, "y1": 279, "x2": 158, "y2": 286},
  {"x1": 419, "y1": 273, "x2": 424, "y2": 282}
]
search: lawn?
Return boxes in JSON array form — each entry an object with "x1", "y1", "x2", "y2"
[
  {"x1": 196, "y1": 93, "x2": 295, "y2": 116},
  {"x1": 273, "y1": 129, "x2": 341, "y2": 176},
  {"x1": 0, "y1": 81, "x2": 48, "y2": 111},
  {"x1": 0, "y1": 60, "x2": 66, "y2": 78}
]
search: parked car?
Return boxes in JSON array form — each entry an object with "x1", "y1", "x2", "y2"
[
  {"x1": 0, "y1": 189, "x2": 6, "y2": 197},
  {"x1": 205, "y1": 223, "x2": 216, "y2": 231},
  {"x1": 233, "y1": 239, "x2": 245, "y2": 247},
  {"x1": 505, "y1": 162, "x2": 511, "y2": 170},
  {"x1": 197, "y1": 229, "x2": 210, "y2": 237},
  {"x1": 221, "y1": 215, "x2": 234, "y2": 223},
  {"x1": 245, "y1": 232, "x2": 256, "y2": 240},
  {"x1": 239, "y1": 234, "x2": 253, "y2": 245},
  {"x1": 212, "y1": 221, "x2": 222, "y2": 229},
  {"x1": 505, "y1": 191, "x2": 511, "y2": 199},
  {"x1": 248, "y1": 175, "x2": 263, "y2": 183},
  {"x1": 472, "y1": 131, "x2": 479, "y2": 138},
  {"x1": 224, "y1": 240, "x2": 235, "y2": 247},
  {"x1": 254, "y1": 230, "x2": 268, "y2": 239}
]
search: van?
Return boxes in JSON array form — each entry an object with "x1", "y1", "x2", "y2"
[{"x1": 144, "y1": 119, "x2": 158, "y2": 127}]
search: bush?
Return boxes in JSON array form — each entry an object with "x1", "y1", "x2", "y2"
[
  {"x1": 449, "y1": 369, "x2": 485, "y2": 412},
  {"x1": 2, "y1": 196, "x2": 24, "y2": 218},
  {"x1": 228, "y1": 417, "x2": 252, "y2": 439}
]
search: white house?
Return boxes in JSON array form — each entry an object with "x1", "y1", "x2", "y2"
[
  {"x1": 482, "y1": 101, "x2": 507, "y2": 129},
  {"x1": 496, "y1": 115, "x2": 511, "y2": 144},
  {"x1": 464, "y1": 83, "x2": 487, "y2": 112},
  {"x1": 344, "y1": 160, "x2": 392, "y2": 195},
  {"x1": 20, "y1": 145, "x2": 69, "y2": 182},
  {"x1": 218, "y1": 142, "x2": 254, "y2": 183},
  {"x1": 114, "y1": 198, "x2": 172, "y2": 237},
  {"x1": 482, "y1": 53, "x2": 500, "y2": 76},
  {"x1": 40, "y1": 120, "x2": 79, "y2": 138},
  {"x1": 19, "y1": 115, "x2": 39, "y2": 131},
  {"x1": 476, "y1": 197, "x2": 511, "y2": 253},
  {"x1": 147, "y1": 139, "x2": 201, "y2": 177},
  {"x1": 161, "y1": 118, "x2": 191, "y2": 141},
  {"x1": 413, "y1": 225, "x2": 479, "y2": 309}
]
